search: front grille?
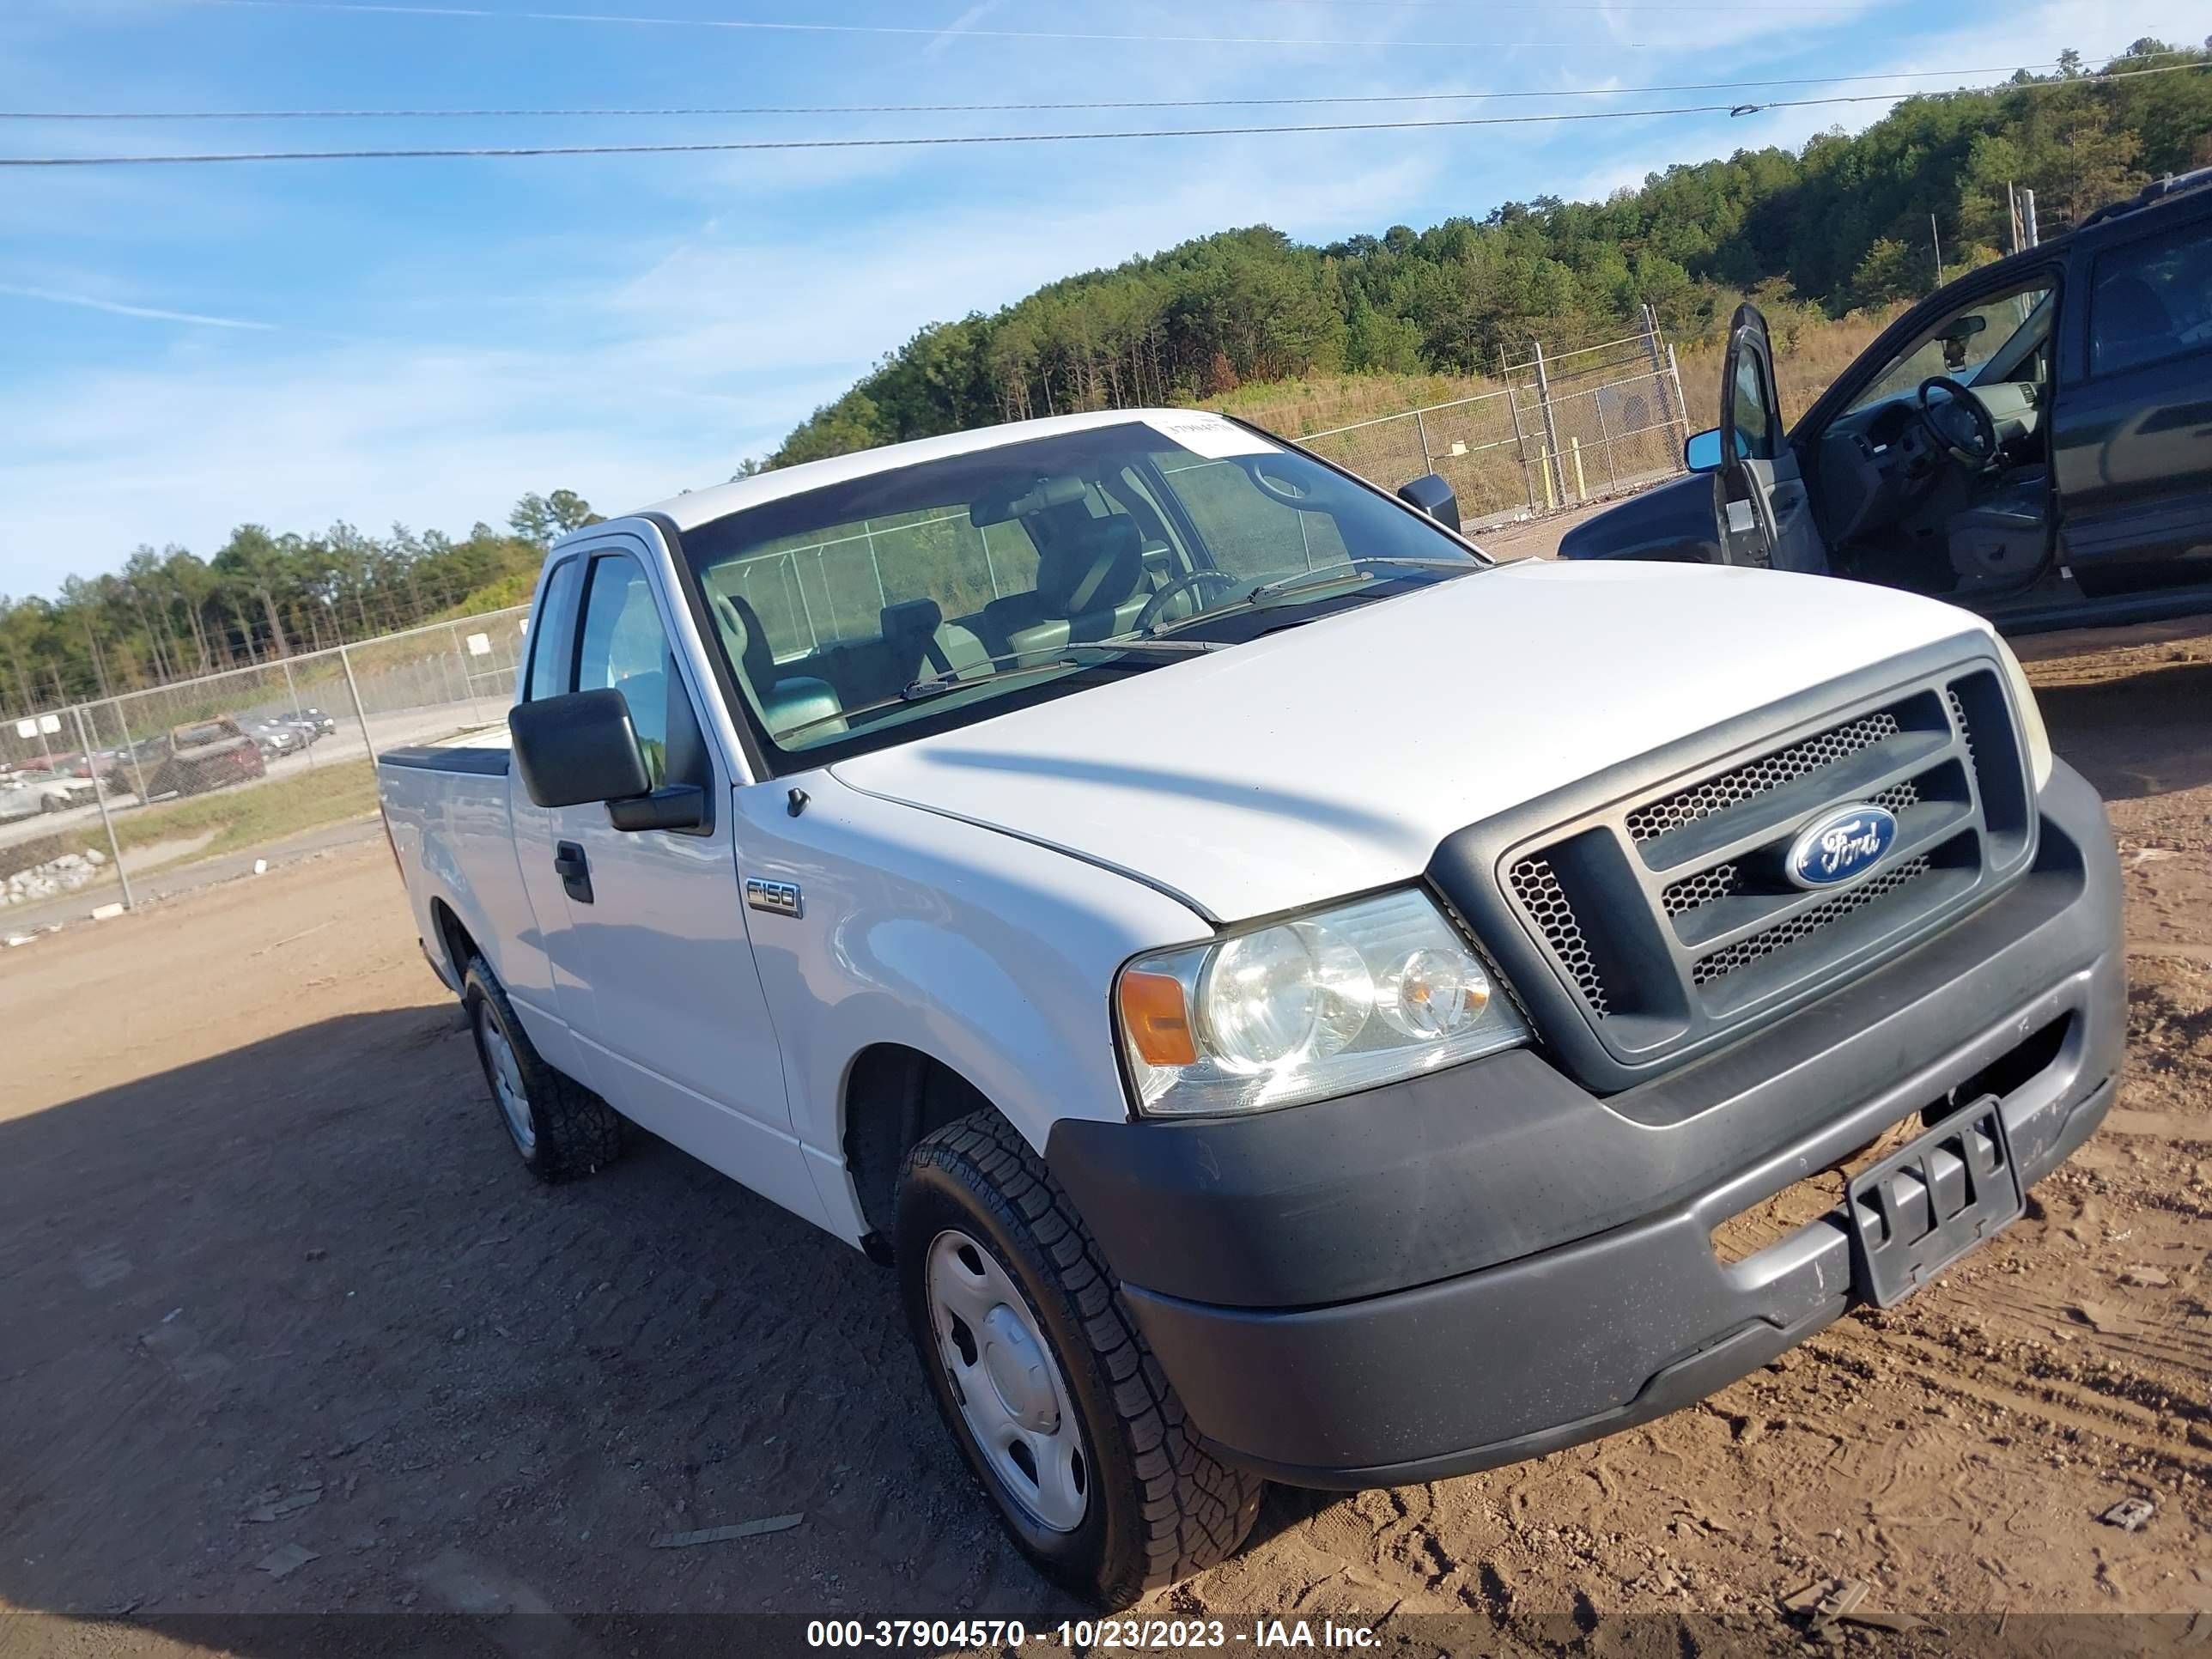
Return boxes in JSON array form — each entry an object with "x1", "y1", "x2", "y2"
[
  {"x1": 1484, "y1": 653, "x2": 2038, "y2": 1082},
  {"x1": 1690, "y1": 854, "x2": 1932, "y2": 985},
  {"x1": 1507, "y1": 856, "x2": 1610, "y2": 1016},
  {"x1": 1625, "y1": 711, "x2": 1899, "y2": 843}
]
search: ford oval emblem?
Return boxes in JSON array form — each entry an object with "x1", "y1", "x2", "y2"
[{"x1": 1785, "y1": 803, "x2": 1899, "y2": 889}]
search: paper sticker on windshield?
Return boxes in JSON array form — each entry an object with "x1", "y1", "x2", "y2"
[{"x1": 1145, "y1": 412, "x2": 1281, "y2": 460}]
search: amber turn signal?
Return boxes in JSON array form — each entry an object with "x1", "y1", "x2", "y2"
[{"x1": 1119, "y1": 968, "x2": 1198, "y2": 1066}]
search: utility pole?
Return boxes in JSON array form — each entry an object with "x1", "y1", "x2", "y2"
[
  {"x1": 1930, "y1": 215, "x2": 1944, "y2": 289},
  {"x1": 2020, "y1": 189, "x2": 2039, "y2": 248}
]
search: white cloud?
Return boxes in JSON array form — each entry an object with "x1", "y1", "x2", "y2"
[
  {"x1": 2, "y1": 137, "x2": 1442, "y2": 588},
  {"x1": 0, "y1": 282, "x2": 276, "y2": 330}
]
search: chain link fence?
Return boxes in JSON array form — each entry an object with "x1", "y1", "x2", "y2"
[
  {"x1": 1300, "y1": 317, "x2": 1694, "y2": 535},
  {"x1": 3, "y1": 605, "x2": 529, "y2": 938},
  {"x1": 4, "y1": 324, "x2": 1694, "y2": 939}
]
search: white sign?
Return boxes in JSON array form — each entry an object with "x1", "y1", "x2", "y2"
[
  {"x1": 465, "y1": 632, "x2": 492, "y2": 658},
  {"x1": 13, "y1": 719, "x2": 34, "y2": 739},
  {"x1": 1143, "y1": 412, "x2": 1280, "y2": 461},
  {"x1": 37, "y1": 714, "x2": 61, "y2": 736}
]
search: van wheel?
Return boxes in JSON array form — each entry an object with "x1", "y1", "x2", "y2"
[
  {"x1": 896, "y1": 1111, "x2": 1262, "y2": 1607},
  {"x1": 462, "y1": 956, "x2": 623, "y2": 1182}
]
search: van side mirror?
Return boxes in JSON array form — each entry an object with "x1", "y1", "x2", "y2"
[
  {"x1": 1683, "y1": 428, "x2": 1723, "y2": 473},
  {"x1": 509, "y1": 690, "x2": 652, "y2": 809},
  {"x1": 1396, "y1": 472, "x2": 1461, "y2": 532}
]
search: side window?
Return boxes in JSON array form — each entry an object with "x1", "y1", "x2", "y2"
[
  {"x1": 2091, "y1": 219, "x2": 2212, "y2": 376},
  {"x1": 1729, "y1": 349, "x2": 1775, "y2": 461},
  {"x1": 575, "y1": 554, "x2": 688, "y2": 788},
  {"x1": 522, "y1": 557, "x2": 582, "y2": 702},
  {"x1": 1147, "y1": 452, "x2": 1350, "y2": 580}
]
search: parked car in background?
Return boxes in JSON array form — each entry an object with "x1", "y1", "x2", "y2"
[
  {"x1": 1560, "y1": 167, "x2": 2212, "y2": 635},
  {"x1": 149, "y1": 718, "x2": 267, "y2": 796},
  {"x1": 245, "y1": 716, "x2": 305, "y2": 765},
  {"x1": 0, "y1": 769, "x2": 101, "y2": 817},
  {"x1": 0, "y1": 777, "x2": 67, "y2": 823},
  {"x1": 288, "y1": 707, "x2": 338, "y2": 738},
  {"x1": 380, "y1": 408, "x2": 2118, "y2": 1605}
]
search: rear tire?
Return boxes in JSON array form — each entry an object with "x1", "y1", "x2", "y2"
[
  {"x1": 896, "y1": 1111, "x2": 1262, "y2": 1607},
  {"x1": 462, "y1": 956, "x2": 624, "y2": 1182}
]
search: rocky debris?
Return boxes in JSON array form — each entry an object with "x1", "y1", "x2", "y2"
[
  {"x1": 3, "y1": 850, "x2": 103, "y2": 904},
  {"x1": 2100, "y1": 1495, "x2": 2156, "y2": 1532}
]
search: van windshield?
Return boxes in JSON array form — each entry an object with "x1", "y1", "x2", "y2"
[{"x1": 679, "y1": 419, "x2": 1482, "y2": 764}]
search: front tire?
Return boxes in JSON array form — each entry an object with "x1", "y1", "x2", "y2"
[
  {"x1": 462, "y1": 956, "x2": 624, "y2": 1182},
  {"x1": 897, "y1": 1112, "x2": 1262, "y2": 1607}
]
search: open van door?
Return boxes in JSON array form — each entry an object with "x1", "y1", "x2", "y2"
[{"x1": 1696, "y1": 304, "x2": 1831, "y2": 574}]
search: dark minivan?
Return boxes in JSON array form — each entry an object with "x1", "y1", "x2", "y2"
[{"x1": 1559, "y1": 167, "x2": 2212, "y2": 635}]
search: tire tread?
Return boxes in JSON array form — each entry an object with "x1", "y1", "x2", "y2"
[{"x1": 902, "y1": 1111, "x2": 1262, "y2": 1601}]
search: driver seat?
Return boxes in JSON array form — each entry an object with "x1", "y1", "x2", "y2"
[{"x1": 987, "y1": 515, "x2": 1151, "y2": 661}]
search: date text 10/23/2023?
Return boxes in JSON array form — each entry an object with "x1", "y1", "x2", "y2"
[{"x1": 804, "y1": 1619, "x2": 1381, "y2": 1649}]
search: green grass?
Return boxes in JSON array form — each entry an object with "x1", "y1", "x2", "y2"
[{"x1": 71, "y1": 759, "x2": 381, "y2": 866}]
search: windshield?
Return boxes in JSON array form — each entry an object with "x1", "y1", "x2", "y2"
[
  {"x1": 679, "y1": 418, "x2": 1482, "y2": 764},
  {"x1": 1845, "y1": 284, "x2": 2056, "y2": 416}
]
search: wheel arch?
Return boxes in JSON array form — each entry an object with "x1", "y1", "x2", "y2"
[{"x1": 840, "y1": 1041, "x2": 1005, "y2": 1258}]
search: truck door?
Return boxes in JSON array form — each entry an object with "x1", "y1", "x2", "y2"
[
  {"x1": 2052, "y1": 208, "x2": 2212, "y2": 596},
  {"x1": 506, "y1": 550, "x2": 601, "y2": 1086},
  {"x1": 541, "y1": 539, "x2": 824, "y2": 1229},
  {"x1": 1715, "y1": 303, "x2": 1831, "y2": 574}
]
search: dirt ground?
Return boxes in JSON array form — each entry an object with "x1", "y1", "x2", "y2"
[{"x1": 1, "y1": 623, "x2": 2207, "y2": 1658}]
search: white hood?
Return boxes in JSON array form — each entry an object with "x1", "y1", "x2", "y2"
[{"x1": 830, "y1": 561, "x2": 1991, "y2": 923}]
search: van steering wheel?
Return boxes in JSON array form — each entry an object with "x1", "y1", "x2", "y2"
[{"x1": 1913, "y1": 376, "x2": 2000, "y2": 470}]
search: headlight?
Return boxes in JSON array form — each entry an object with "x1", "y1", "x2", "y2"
[
  {"x1": 1114, "y1": 888, "x2": 1533, "y2": 1117},
  {"x1": 1991, "y1": 633, "x2": 2053, "y2": 793}
]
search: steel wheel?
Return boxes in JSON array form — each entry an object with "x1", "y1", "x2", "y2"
[
  {"x1": 476, "y1": 1001, "x2": 537, "y2": 1157},
  {"x1": 925, "y1": 1227, "x2": 1090, "y2": 1533}
]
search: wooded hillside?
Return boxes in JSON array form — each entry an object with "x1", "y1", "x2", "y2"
[{"x1": 751, "y1": 42, "x2": 2209, "y2": 470}]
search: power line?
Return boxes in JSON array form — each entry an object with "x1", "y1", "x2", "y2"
[
  {"x1": 7, "y1": 58, "x2": 2153, "y2": 120},
  {"x1": 172, "y1": 0, "x2": 1711, "y2": 50},
  {"x1": 7, "y1": 61, "x2": 2202, "y2": 167}
]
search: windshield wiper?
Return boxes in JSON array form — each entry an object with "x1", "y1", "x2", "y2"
[
  {"x1": 1246, "y1": 555, "x2": 1478, "y2": 605},
  {"x1": 1147, "y1": 555, "x2": 1478, "y2": 638},
  {"x1": 775, "y1": 637, "x2": 1219, "y2": 743}
]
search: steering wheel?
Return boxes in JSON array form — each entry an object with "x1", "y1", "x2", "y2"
[
  {"x1": 1133, "y1": 568, "x2": 1245, "y2": 633},
  {"x1": 1913, "y1": 376, "x2": 2000, "y2": 470}
]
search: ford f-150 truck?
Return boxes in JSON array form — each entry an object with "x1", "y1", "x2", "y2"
[{"x1": 378, "y1": 408, "x2": 2122, "y2": 1606}]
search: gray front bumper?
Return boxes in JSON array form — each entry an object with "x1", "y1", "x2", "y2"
[{"x1": 1049, "y1": 760, "x2": 2124, "y2": 1487}]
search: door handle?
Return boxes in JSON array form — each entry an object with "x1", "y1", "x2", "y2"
[{"x1": 553, "y1": 840, "x2": 593, "y2": 905}]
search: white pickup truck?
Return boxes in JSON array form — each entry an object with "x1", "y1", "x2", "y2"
[{"x1": 379, "y1": 408, "x2": 2123, "y2": 1606}]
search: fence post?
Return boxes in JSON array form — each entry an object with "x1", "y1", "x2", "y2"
[
  {"x1": 1504, "y1": 380, "x2": 1539, "y2": 511},
  {"x1": 1593, "y1": 394, "x2": 1619, "y2": 491},
  {"x1": 281, "y1": 659, "x2": 314, "y2": 769},
  {"x1": 1413, "y1": 408, "x2": 1436, "y2": 477},
  {"x1": 70, "y1": 703, "x2": 133, "y2": 911},
  {"x1": 1531, "y1": 339, "x2": 1565, "y2": 511},
  {"x1": 448, "y1": 624, "x2": 484, "y2": 730},
  {"x1": 1640, "y1": 304, "x2": 1675, "y2": 437},
  {"x1": 338, "y1": 642, "x2": 375, "y2": 763},
  {"x1": 1667, "y1": 343, "x2": 1693, "y2": 469},
  {"x1": 109, "y1": 697, "x2": 151, "y2": 802}
]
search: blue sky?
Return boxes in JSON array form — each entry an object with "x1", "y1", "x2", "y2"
[{"x1": 2, "y1": 0, "x2": 2196, "y2": 598}]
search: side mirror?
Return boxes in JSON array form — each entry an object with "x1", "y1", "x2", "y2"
[
  {"x1": 1396, "y1": 472, "x2": 1461, "y2": 532},
  {"x1": 509, "y1": 689, "x2": 652, "y2": 809},
  {"x1": 1683, "y1": 428, "x2": 1723, "y2": 473}
]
